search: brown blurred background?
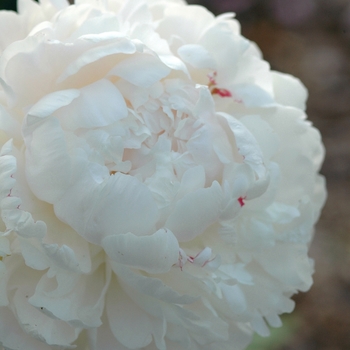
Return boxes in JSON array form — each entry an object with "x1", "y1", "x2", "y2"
[{"x1": 1, "y1": 0, "x2": 350, "y2": 349}]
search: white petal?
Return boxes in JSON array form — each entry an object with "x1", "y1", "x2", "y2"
[
  {"x1": 257, "y1": 243, "x2": 313, "y2": 291},
  {"x1": 55, "y1": 172, "x2": 159, "y2": 245},
  {"x1": 13, "y1": 287, "x2": 79, "y2": 347},
  {"x1": 177, "y1": 44, "x2": 216, "y2": 69},
  {"x1": 0, "y1": 150, "x2": 16, "y2": 200},
  {"x1": 108, "y1": 52, "x2": 171, "y2": 87},
  {"x1": 19, "y1": 236, "x2": 50, "y2": 270},
  {"x1": 24, "y1": 116, "x2": 72, "y2": 203},
  {"x1": 239, "y1": 114, "x2": 280, "y2": 162},
  {"x1": 0, "y1": 104, "x2": 21, "y2": 142},
  {"x1": 251, "y1": 314, "x2": 270, "y2": 337},
  {"x1": 1, "y1": 197, "x2": 47, "y2": 239},
  {"x1": 26, "y1": 89, "x2": 80, "y2": 121},
  {"x1": 176, "y1": 165, "x2": 205, "y2": 200},
  {"x1": 165, "y1": 181, "x2": 222, "y2": 242},
  {"x1": 29, "y1": 263, "x2": 111, "y2": 329},
  {"x1": 218, "y1": 112, "x2": 266, "y2": 179},
  {"x1": 272, "y1": 71, "x2": 308, "y2": 110},
  {"x1": 87, "y1": 314, "x2": 131, "y2": 350},
  {"x1": 119, "y1": 0, "x2": 152, "y2": 24},
  {"x1": 0, "y1": 306, "x2": 53, "y2": 350},
  {"x1": 232, "y1": 84, "x2": 274, "y2": 108},
  {"x1": 57, "y1": 36, "x2": 137, "y2": 83},
  {"x1": 0, "y1": 12, "x2": 26, "y2": 54},
  {"x1": 221, "y1": 283, "x2": 246, "y2": 314},
  {"x1": 111, "y1": 263, "x2": 197, "y2": 305},
  {"x1": 102, "y1": 228, "x2": 179, "y2": 274},
  {"x1": 57, "y1": 79, "x2": 127, "y2": 130},
  {"x1": 106, "y1": 278, "x2": 153, "y2": 349}
]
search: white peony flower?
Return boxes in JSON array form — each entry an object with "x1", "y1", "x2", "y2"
[{"x1": 0, "y1": 0, "x2": 326, "y2": 349}]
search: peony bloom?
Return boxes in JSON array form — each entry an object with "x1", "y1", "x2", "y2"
[{"x1": 0, "y1": 0, "x2": 326, "y2": 349}]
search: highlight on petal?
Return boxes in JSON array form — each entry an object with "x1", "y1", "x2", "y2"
[
  {"x1": 57, "y1": 35, "x2": 137, "y2": 83},
  {"x1": 108, "y1": 52, "x2": 171, "y2": 87}
]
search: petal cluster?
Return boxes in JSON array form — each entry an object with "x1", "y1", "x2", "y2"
[{"x1": 0, "y1": 0, "x2": 326, "y2": 349}]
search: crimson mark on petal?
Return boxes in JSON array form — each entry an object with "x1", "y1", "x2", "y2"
[
  {"x1": 211, "y1": 87, "x2": 232, "y2": 98},
  {"x1": 238, "y1": 196, "x2": 246, "y2": 207}
]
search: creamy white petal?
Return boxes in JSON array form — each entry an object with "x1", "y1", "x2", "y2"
[
  {"x1": 112, "y1": 263, "x2": 198, "y2": 305},
  {"x1": 272, "y1": 71, "x2": 308, "y2": 110},
  {"x1": 57, "y1": 36, "x2": 137, "y2": 83},
  {"x1": 165, "y1": 181, "x2": 222, "y2": 242},
  {"x1": 24, "y1": 116, "x2": 72, "y2": 203},
  {"x1": 177, "y1": 44, "x2": 216, "y2": 70},
  {"x1": 109, "y1": 52, "x2": 171, "y2": 87},
  {"x1": 57, "y1": 79, "x2": 127, "y2": 130},
  {"x1": 55, "y1": 172, "x2": 159, "y2": 244},
  {"x1": 0, "y1": 306, "x2": 53, "y2": 350},
  {"x1": 106, "y1": 278, "x2": 153, "y2": 349},
  {"x1": 218, "y1": 112, "x2": 266, "y2": 179},
  {"x1": 29, "y1": 262, "x2": 111, "y2": 328},
  {"x1": 13, "y1": 287, "x2": 79, "y2": 347},
  {"x1": 102, "y1": 228, "x2": 179, "y2": 274}
]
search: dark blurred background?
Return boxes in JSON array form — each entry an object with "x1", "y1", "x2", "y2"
[{"x1": 1, "y1": 0, "x2": 350, "y2": 349}]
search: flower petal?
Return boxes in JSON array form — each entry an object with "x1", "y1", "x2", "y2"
[
  {"x1": 0, "y1": 306, "x2": 53, "y2": 350},
  {"x1": 106, "y1": 278, "x2": 153, "y2": 349},
  {"x1": 57, "y1": 79, "x2": 127, "y2": 130},
  {"x1": 28, "y1": 262, "x2": 111, "y2": 329},
  {"x1": 272, "y1": 71, "x2": 308, "y2": 110},
  {"x1": 177, "y1": 44, "x2": 216, "y2": 70},
  {"x1": 102, "y1": 228, "x2": 179, "y2": 274},
  {"x1": 165, "y1": 181, "x2": 222, "y2": 242},
  {"x1": 55, "y1": 172, "x2": 159, "y2": 244},
  {"x1": 108, "y1": 52, "x2": 171, "y2": 87}
]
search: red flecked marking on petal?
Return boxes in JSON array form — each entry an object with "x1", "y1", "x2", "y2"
[
  {"x1": 178, "y1": 250, "x2": 184, "y2": 271},
  {"x1": 208, "y1": 71, "x2": 218, "y2": 86},
  {"x1": 211, "y1": 87, "x2": 232, "y2": 98},
  {"x1": 187, "y1": 256, "x2": 194, "y2": 263},
  {"x1": 238, "y1": 196, "x2": 246, "y2": 207}
]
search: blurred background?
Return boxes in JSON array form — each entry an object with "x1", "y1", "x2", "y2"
[{"x1": 1, "y1": 0, "x2": 349, "y2": 349}]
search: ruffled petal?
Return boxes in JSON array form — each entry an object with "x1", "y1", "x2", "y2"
[
  {"x1": 13, "y1": 287, "x2": 79, "y2": 347},
  {"x1": 28, "y1": 262, "x2": 111, "y2": 328}
]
